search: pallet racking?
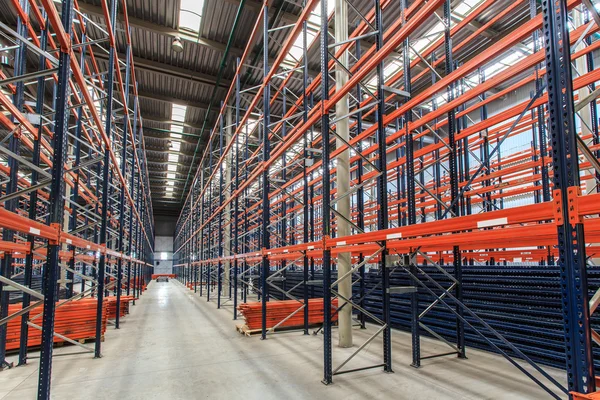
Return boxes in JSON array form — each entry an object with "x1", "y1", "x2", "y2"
[
  {"x1": 0, "y1": 0, "x2": 154, "y2": 398},
  {"x1": 173, "y1": 0, "x2": 600, "y2": 397}
]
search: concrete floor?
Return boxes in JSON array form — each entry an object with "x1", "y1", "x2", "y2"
[{"x1": 0, "y1": 280, "x2": 567, "y2": 399}]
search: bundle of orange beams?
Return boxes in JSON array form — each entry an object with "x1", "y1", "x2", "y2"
[
  {"x1": 186, "y1": 282, "x2": 202, "y2": 289},
  {"x1": 105, "y1": 296, "x2": 136, "y2": 319},
  {"x1": 571, "y1": 392, "x2": 600, "y2": 400},
  {"x1": 152, "y1": 274, "x2": 175, "y2": 279},
  {"x1": 5, "y1": 298, "x2": 108, "y2": 351},
  {"x1": 238, "y1": 298, "x2": 338, "y2": 330}
]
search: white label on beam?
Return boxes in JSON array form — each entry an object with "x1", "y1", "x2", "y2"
[
  {"x1": 477, "y1": 217, "x2": 508, "y2": 228},
  {"x1": 513, "y1": 257, "x2": 522, "y2": 262},
  {"x1": 66, "y1": 239, "x2": 72, "y2": 244},
  {"x1": 386, "y1": 233, "x2": 402, "y2": 240},
  {"x1": 25, "y1": 113, "x2": 42, "y2": 125},
  {"x1": 307, "y1": 245, "x2": 314, "y2": 250},
  {"x1": 338, "y1": 241, "x2": 346, "y2": 246},
  {"x1": 29, "y1": 227, "x2": 40, "y2": 235}
]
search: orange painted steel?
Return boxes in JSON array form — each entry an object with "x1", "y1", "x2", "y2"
[
  {"x1": 105, "y1": 296, "x2": 137, "y2": 319},
  {"x1": 152, "y1": 274, "x2": 176, "y2": 280},
  {"x1": 176, "y1": 0, "x2": 589, "y2": 254},
  {"x1": 238, "y1": 298, "x2": 339, "y2": 331},
  {"x1": 5, "y1": 299, "x2": 108, "y2": 351}
]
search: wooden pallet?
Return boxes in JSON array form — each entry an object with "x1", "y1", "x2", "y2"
[
  {"x1": 236, "y1": 324, "x2": 261, "y2": 336},
  {"x1": 78, "y1": 335, "x2": 104, "y2": 344},
  {"x1": 235, "y1": 323, "x2": 322, "y2": 336}
]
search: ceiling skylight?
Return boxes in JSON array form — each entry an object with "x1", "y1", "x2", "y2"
[
  {"x1": 167, "y1": 104, "x2": 187, "y2": 193},
  {"x1": 179, "y1": 0, "x2": 204, "y2": 32},
  {"x1": 171, "y1": 124, "x2": 183, "y2": 139},
  {"x1": 172, "y1": 104, "x2": 187, "y2": 122}
]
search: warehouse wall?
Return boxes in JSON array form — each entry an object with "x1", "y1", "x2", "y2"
[{"x1": 154, "y1": 236, "x2": 174, "y2": 275}]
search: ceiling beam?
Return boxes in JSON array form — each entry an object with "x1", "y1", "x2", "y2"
[
  {"x1": 92, "y1": 52, "x2": 232, "y2": 89},
  {"x1": 139, "y1": 115, "x2": 205, "y2": 130},
  {"x1": 77, "y1": 2, "x2": 244, "y2": 56},
  {"x1": 136, "y1": 91, "x2": 212, "y2": 111},
  {"x1": 144, "y1": 131, "x2": 198, "y2": 144},
  {"x1": 79, "y1": 1, "x2": 300, "y2": 57},
  {"x1": 222, "y1": 0, "x2": 299, "y2": 25}
]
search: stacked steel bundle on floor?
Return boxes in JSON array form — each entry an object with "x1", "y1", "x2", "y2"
[{"x1": 238, "y1": 298, "x2": 339, "y2": 331}]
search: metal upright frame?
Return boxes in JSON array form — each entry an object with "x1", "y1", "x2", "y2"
[
  {"x1": 0, "y1": 0, "x2": 154, "y2": 397},
  {"x1": 172, "y1": 0, "x2": 600, "y2": 396}
]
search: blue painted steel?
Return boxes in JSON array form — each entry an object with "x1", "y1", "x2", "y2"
[
  {"x1": 542, "y1": 0, "x2": 595, "y2": 393},
  {"x1": 374, "y1": 0, "x2": 392, "y2": 373},
  {"x1": 116, "y1": 43, "x2": 131, "y2": 329},
  {"x1": 261, "y1": 5, "x2": 271, "y2": 340},
  {"x1": 320, "y1": 0, "x2": 333, "y2": 385},
  {"x1": 218, "y1": 101, "x2": 224, "y2": 309},
  {"x1": 37, "y1": 0, "x2": 73, "y2": 396},
  {"x1": 18, "y1": 10, "x2": 48, "y2": 366},
  {"x1": 95, "y1": 0, "x2": 118, "y2": 358}
]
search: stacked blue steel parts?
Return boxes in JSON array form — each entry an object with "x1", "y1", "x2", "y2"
[{"x1": 261, "y1": 265, "x2": 600, "y2": 372}]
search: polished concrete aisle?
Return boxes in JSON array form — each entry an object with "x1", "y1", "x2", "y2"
[{"x1": 0, "y1": 280, "x2": 567, "y2": 399}]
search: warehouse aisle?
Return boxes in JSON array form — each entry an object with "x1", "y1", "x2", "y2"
[{"x1": 0, "y1": 281, "x2": 566, "y2": 399}]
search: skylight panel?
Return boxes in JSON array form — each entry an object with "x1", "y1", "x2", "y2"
[
  {"x1": 179, "y1": 0, "x2": 204, "y2": 32},
  {"x1": 170, "y1": 126, "x2": 183, "y2": 139},
  {"x1": 172, "y1": 104, "x2": 187, "y2": 122},
  {"x1": 166, "y1": 104, "x2": 187, "y2": 197}
]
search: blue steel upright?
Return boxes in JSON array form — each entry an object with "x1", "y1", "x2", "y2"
[
  {"x1": 321, "y1": 0, "x2": 333, "y2": 384},
  {"x1": 116, "y1": 43, "x2": 132, "y2": 329},
  {"x1": 37, "y1": 0, "x2": 73, "y2": 397},
  {"x1": 19, "y1": 8, "x2": 48, "y2": 366},
  {"x1": 260, "y1": 4, "x2": 271, "y2": 340},
  {"x1": 95, "y1": 0, "x2": 118, "y2": 358},
  {"x1": 542, "y1": 0, "x2": 595, "y2": 393}
]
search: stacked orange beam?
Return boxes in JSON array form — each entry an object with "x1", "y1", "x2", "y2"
[
  {"x1": 5, "y1": 299, "x2": 108, "y2": 351},
  {"x1": 131, "y1": 277, "x2": 147, "y2": 292},
  {"x1": 152, "y1": 274, "x2": 175, "y2": 279},
  {"x1": 238, "y1": 298, "x2": 338, "y2": 330},
  {"x1": 105, "y1": 296, "x2": 136, "y2": 319}
]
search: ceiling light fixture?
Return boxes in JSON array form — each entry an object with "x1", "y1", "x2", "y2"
[{"x1": 172, "y1": 36, "x2": 184, "y2": 53}]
